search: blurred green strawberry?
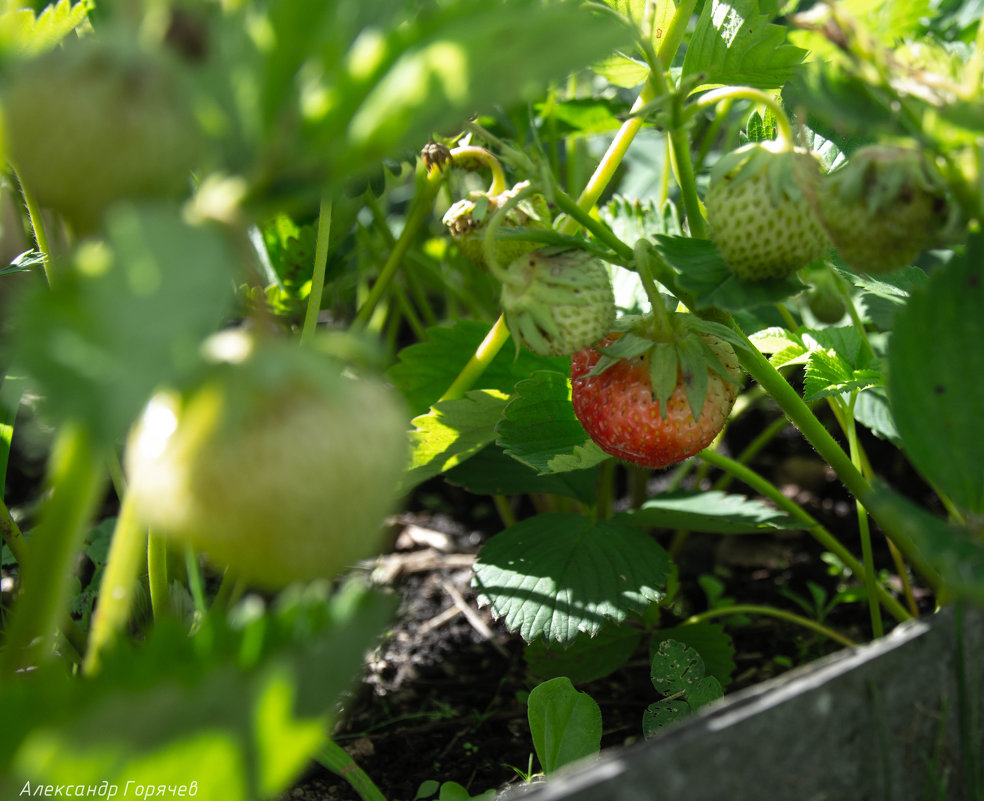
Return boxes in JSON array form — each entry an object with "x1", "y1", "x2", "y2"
[
  {"x1": 813, "y1": 145, "x2": 948, "y2": 274},
  {"x1": 706, "y1": 141, "x2": 828, "y2": 281},
  {"x1": 2, "y1": 34, "x2": 202, "y2": 233},
  {"x1": 500, "y1": 248, "x2": 615, "y2": 356},
  {"x1": 125, "y1": 331, "x2": 408, "y2": 588}
]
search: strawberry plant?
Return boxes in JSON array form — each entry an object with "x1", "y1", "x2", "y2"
[{"x1": 1, "y1": 0, "x2": 984, "y2": 799}]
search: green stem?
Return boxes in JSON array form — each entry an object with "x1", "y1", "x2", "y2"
[
  {"x1": 845, "y1": 398, "x2": 884, "y2": 638},
  {"x1": 14, "y1": 167, "x2": 54, "y2": 286},
  {"x1": 594, "y1": 459, "x2": 617, "y2": 521},
  {"x1": 352, "y1": 163, "x2": 445, "y2": 330},
  {"x1": 559, "y1": 80, "x2": 659, "y2": 235},
  {"x1": 184, "y1": 547, "x2": 209, "y2": 616},
  {"x1": 689, "y1": 86, "x2": 795, "y2": 146},
  {"x1": 0, "y1": 376, "x2": 23, "y2": 492},
  {"x1": 439, "y1": 315, "x2": 511, "y2": 403},
  {"x1": 147, "y1": 532, "x2": 169, "y2": 621},
  {"x1": 698, "y1": 448, "x2": 910, "y2": 623},
  {"x1": 686, "y1": 604, "x2": 858, "y2": 649},
  {"x1": 318, "y1": 738, "x2": 387, "y2": 801},
  {"x1": 733, "y1": 329, "x2": 873, "y2": 503},
  {"x1": 1, "y1": 424, "x2": 106, "y2": 674},
  {"x1": 551, "y1": 191, "x2": 634, "y2": 261},
  {"x1": 0, "y1": 495, "x2": 27, "y2": 565},
  {"x1": 300, "y1": 196, "x2": 333, "y2": 345},
  {"x1": 668, "y1": 122, "x2": 707, "y2": 239},
  {"x1": 83, "y1": 492, "x2": 147, "y2": 675},
  {"x1": 449, "y1": 145, "x2": 508, "y2": 195}
]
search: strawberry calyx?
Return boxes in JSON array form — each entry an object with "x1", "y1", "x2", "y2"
[
  {"x1": 442, "y1": 180, "x2": 551, "y2": 270},
  {"x1": 586, "y1": 312, "x2": 744, "y2": 423},
  {"x1": 710, "y1": 139, "x2": 820, "y2": 208}
]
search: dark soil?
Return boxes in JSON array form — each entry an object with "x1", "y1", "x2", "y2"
[{"x1": 279, "y1": 402, "x2": 939, "y2": 801}]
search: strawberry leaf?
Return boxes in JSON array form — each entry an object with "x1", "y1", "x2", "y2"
[
  {"x1": 682, "y1": 0, "x2": 806, "y2": 92},
  {"x1": 865, "y1": 486, "x2": 984, "y2": 605},
  {"x1": 887, "y1": 238, "x2": 984, "y2": 514},
  {"x1": 401, "y1": 390, "x2": 510, "y2": 493},
  {"x1": 525, "y1": 625, "x2": 642, "y2": 683},
  {"x1": 8, "y1": 205, "x2": 236, "y2": 443},
  {"x1": 615, "y1": 490, "x2": 799, "y2": 533},
  {"x1": 389, "y1": 321, "x2": 567, "y2": 417},
  {"x1": 496, "y1": 371, "x2": 609, "y2": 475},
  {"x1": 444, "y1": 445, "x2": 598, "y2": 504},
  {"x1": 651, "y1": 622, "x2": 736, "y2": 687},
  {"x1": 473, "y1": 513, "x2": 671, "y2": 642},
  {"x1": 0, "y1": 0, "x2": 91, "y2": 55},
  {"x1": 0, "y1": 582, "x2": 394, "y2": 799},
  {"x1": 653, "y1": 235, "x2": 807, "y2": 310},
  {"x1": 802, "y1": 351, "x2": 883, "y2": 402}
]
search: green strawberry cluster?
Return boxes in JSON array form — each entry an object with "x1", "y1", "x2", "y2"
[{"x1": 706, "y1": 139, "x2": 948, "y2": 281}]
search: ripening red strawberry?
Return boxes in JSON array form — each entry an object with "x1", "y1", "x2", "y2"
[{"x1": 571, "y1": 325, "x2": 741, "y2": 469}]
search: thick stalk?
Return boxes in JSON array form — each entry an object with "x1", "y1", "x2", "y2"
[
  {"x1": 439, "y1": 315, "x2": 511, "y2": 403},
  {"x1": 1, "y1": 424, "x2": 106, "y2": 674},
  {"x1": 84, "y1": 492, "x2": 147, "y2": 675}
]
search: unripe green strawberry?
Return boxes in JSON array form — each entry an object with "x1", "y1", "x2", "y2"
[
  {"x1": 2, "y1": 34, "x2": 201, "y2": 233},
  {"x1": 813, "y1": 145, "x2": 947, "y2": 274},
  {"x1": 804, "y1": 268, "x2": 847, "y2": 324},
  {"x1": 500, "y1": 248, "x2": 615, "y2": 356},
  {"x1": 571, "y1": 317, "x2": 742, "y2": 469},
  {"x1": 125, "y1": 331, "x2": 407, "y2": 588},
  {"x1": 442, "y1": 181, "x2": 551, "y2": 269},
  {"x1": 706, "y1": 141, "x2": 829, "y2": 281}
]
